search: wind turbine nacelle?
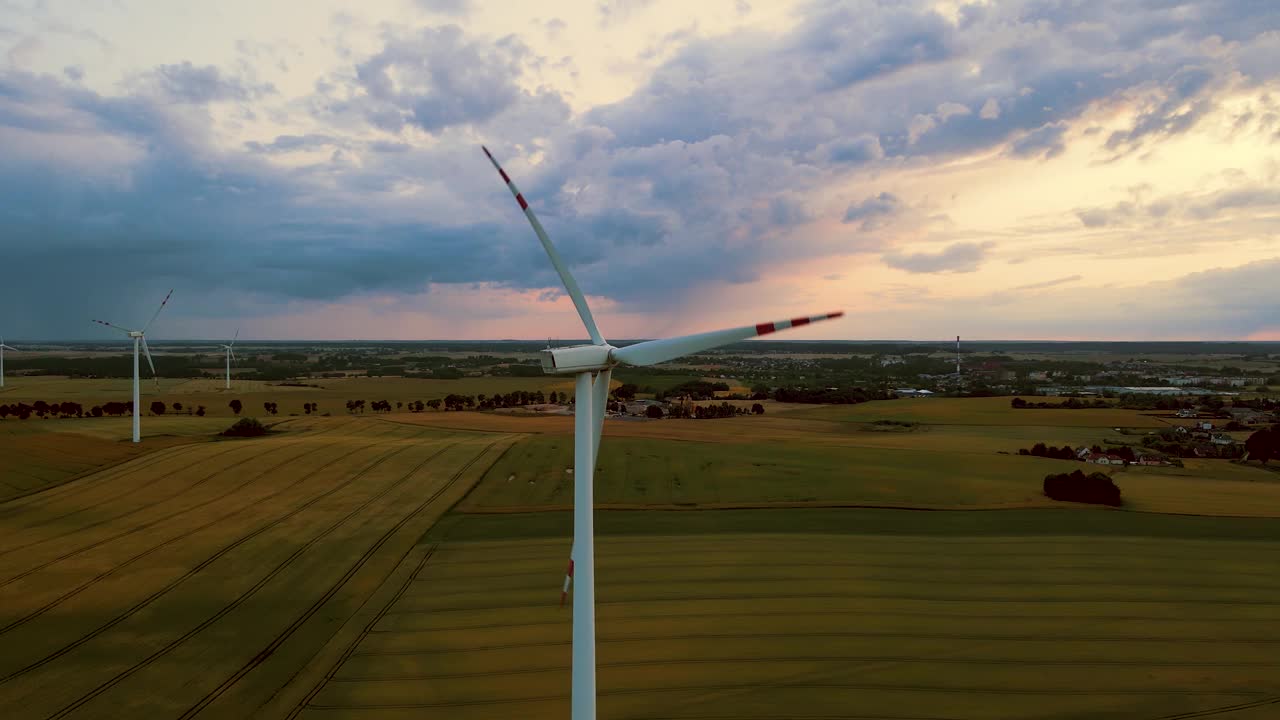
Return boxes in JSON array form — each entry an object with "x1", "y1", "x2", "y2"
[{"x1": 539, "y1": 345, "x2": 614, "y2": 374}]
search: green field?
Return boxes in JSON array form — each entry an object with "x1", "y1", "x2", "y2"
[
  {"x1": 785, "y1": 395, "x2": 1171, "y2": 428},
  {"x1": 2, "y1": 385, "x2": 1279, "y2": 719},
  {"x1": 313, "y1": 512, "x2": 1280, "y2": 719}
]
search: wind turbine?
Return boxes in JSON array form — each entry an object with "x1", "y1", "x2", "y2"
[
  {"x1": 220, "y1": 329, "x2": 239, "y2": 390},
  {"x1": 92, "y1": 290, "x2": 173, "y2": 443},
  {"x1": 482, "y1": 146, "x2": 844, "y2": 720},
  {"x1": 0, "y1": 337, "x2": 16, "y2": 388}
]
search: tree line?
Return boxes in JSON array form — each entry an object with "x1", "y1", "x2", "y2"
[{"x1": 1011, "y1": 397, "x2": 1110, "y2": 409}]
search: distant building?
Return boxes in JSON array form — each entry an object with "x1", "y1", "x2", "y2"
[{"x1": 894, "y1": 388, "x2": 935, "y2": 398}]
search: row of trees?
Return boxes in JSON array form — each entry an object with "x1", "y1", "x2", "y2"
[
  {"x1": 148, "y1": 401, "x2": 208, "y2": 416},
  {"x1": 0, "y1": 400, "x2": 147, "y2": 419},
  {"x1": 1017, "y1": 443, "x2": 1141, "y2": 462},
  {"x1": 1011, "y1": 397, "x2": 1110, "y2": 409}
]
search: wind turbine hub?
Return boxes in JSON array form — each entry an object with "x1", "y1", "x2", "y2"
[
  {"x1": 539, "y1": 344, "x2": 615, "y2": 374},
  {"x1": 128, "y1": 330, "x2": 144, "y2": 338}
]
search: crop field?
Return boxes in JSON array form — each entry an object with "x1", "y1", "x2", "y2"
[
  {"x1": 294, "y1": 509, "x2": 1280, "y2": 719},
  {"x1": 0, "y1": 375, "x2": 571, "y2": 419},
  {"x1": 3, "y1": 383, "x2": 1279, "y2": 719},
  {"x1": 787, "y1": 396, "x2": 1171, "y2": 428},
  {"x1": 0, "y1": 416, "x2": 515, "y2": 719}
]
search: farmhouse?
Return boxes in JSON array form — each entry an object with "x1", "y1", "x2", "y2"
[{"x1": 1086, "y1": 453, "x2": 1127, "y2": 465}]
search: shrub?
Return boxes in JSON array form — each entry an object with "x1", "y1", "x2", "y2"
[
  {"x1": 221, "y1": 417, "x2": 268, "y2": 438},
  {"x1": 1043, "y1": 469, "x2": 1122, "y2": 506},
  {"x1": 645, "y1": 404, "x2": 664, "y2": 419}
]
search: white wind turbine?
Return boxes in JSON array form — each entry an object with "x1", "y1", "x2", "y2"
[
  {"x1": 220, "y1": 329, "x2": 239, "y2": 390},
  {"x1": 0, "y1": 337, "x2": 17, "y2": 388},
  {"x1": 482, "y1": 146, "x2": 844, "y2": 720},
  {"x1": 92, "y1": 290, "x2": 173, "y2": 443}
]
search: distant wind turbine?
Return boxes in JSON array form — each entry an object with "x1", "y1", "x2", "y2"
[
  {"x1": 92, "y1": 290, "x2": 173, "y2": 443},
  {"x1": 0, "y1": 337, "x2": 17, "y2": 388},
  {"x1": 482, "y1": 146, "x2": 844, "y2": 720},
  {"x1": 221, "y1": 329, "x2": 239, "y2": 390}
]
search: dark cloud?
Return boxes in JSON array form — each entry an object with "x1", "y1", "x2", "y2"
[
  {"x1": 245, "y1": 133, "x2": 344, "y2": 154},
  {"x1": 334, "y1": 25, "x2": 533, "y2": 134},
  {"x1": 1010, "y1": 121, "x2": 1068, "y2": 159},
  {"x1": 883, "y1": 241, "x2": 995, "y2": 274},
  {"x1": 4, "y1": 2, "x2": 1280, "y2": 337},
  {"x1": 148, "y1": 61, "x2": 273, "y2": 103},
  {"x1": 842, "y1": 192, "x2": 901, "y2": 231}
]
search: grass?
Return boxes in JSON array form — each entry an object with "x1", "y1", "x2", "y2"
[
  {"x1": 312, "y1": 520, "x2": 1280, "y2": 719},
  {"x1": 0, "y1": 417, "x2": 513, "y2": 719},
  {"x1": 0, "y1": 374, "x2": 569, "y2": 419},
  {"x1": 3, "y1": 382, "x2": 1280, "y2": 719},
  {"x1": 784, "y1": 395, "x2": 1170, "y2": 428}
]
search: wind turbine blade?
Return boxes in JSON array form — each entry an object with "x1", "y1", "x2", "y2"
[
  {"x1": 482, "y1": 146, "x2": 605, "y2": 346},
  {"x1": 592, "y1": 369, "x2": 610, "y2": 462},
  {"x1": 612, "y1": 311, "x2": 845, "y2": 367},
  {"x1": 91, "y1": 319, "x2": 131, "y2": 333},
  {"x1": 142, "y1": 289, "x2": 174, "y2": 334},
  {"x1": 231, "y1": 328, "x2": 239, "y2": 346},
  {"x1": 141, "y1": 337, "x2": 158, "y2": 377}
]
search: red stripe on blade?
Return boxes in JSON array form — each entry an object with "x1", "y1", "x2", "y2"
[
  {"x1": 755, "y1": 322, "x2": 777, "y2": 335},
  {"x1": 791, "y1": 317, "x2": 811, "y2": 327},
  {"x1": 498, "y1": 168, "x2": 511, "y2": 184},
  {"x1": 829, "y1": 311, "x2": 844, "y2": 319},
  {"x1": 516, "y1": 193, "x2": 529, "y2": 210}
]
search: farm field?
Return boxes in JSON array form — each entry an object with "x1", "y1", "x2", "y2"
[
  {"x1": 2, "y1": 385, "x2": 1279, "y2": 719},
  {"x1": 0, "y1": 416, "x2": 516, "y2": 719},
  {"x1": 290, "y1": 510, "x2": 1280, "y2": 719},
  {"x1": 0, "y1": 375, "x2": 572, "y2": 419},
  {"x1": 785, "y1": 396, "x2": 1172, "y2": 428}
]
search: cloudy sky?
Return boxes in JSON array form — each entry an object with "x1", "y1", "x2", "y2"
[{"x1": 2, "y1": 0, "x2": 1278, "y2": 341}]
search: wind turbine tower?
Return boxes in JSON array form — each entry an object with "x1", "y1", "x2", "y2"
[
  {"x1": 483, "y1": 146, "x2": 844, "y2": 720},
  {"x1": 221, "y1": 329, "x2": 239, "y2": 390},
  {"x1": 92, "y1": 290, "x2": 173, "y2": 443},
  {"x1": 0, "y1": 337, "x2": 17, "y2": 388},
  {"x1": 956, "y1": 335, "x2": 961, "y2": 378}
]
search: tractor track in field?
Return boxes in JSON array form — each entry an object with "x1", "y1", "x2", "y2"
[
  {"x1": 0, "y1": 442, "x2": 226, "y2": 521},
  {"x1": 332, "y1": 650, "x2": 1280, "y2": 683},
  {"x1": 0, "y1": 425, "x2": 361, "y2": 589},
  {"x1": 418, "y1": 558, "x2": 1280, "y2": 584},
  {"x1": 0, "y1": 422, "x2": 347, "y2": 560},
  {"x1": 351, "y1": 628, "x2": 1280, "y2": 657},
  {"x1": 0, "y1": 438, "x2": 209, "y2": 509},
  {"x1": 280, "y1": 547, "x2": 439, "y2": 720},
  {"x1": 399, "y1": 590, "x2": 1280, "y2": 615},
  {"x1": 406, "y1": 572, "x2": 1280, "y2": 596},
  {"x1": 0, "y1": 425, "x2": 412, "y2": 636},
  {"x1": 1148, "y1": 694, "x2": 1280, "y2": 718},
  {"x1": 382, "y1": 607, "x2": 1279, "y2": 631},
  {"x1": 308, "y1": 682, "x2": 1267, "y2": 712},
  {"x1": 183, "y1": 442, "x2": 505, "y2": 719},
  {"x1": 423, "y1": 542, "x2": 1277, "y2": 567},
  {"x1": 40, "y1": 438, "x2": 477, "y2": 720},
  {"x1": 1, "y1": 433, "x2": 436, "y2": 690},
  {"x1": 2, "y1": 419, "x2": 342, "y2": 512}
]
